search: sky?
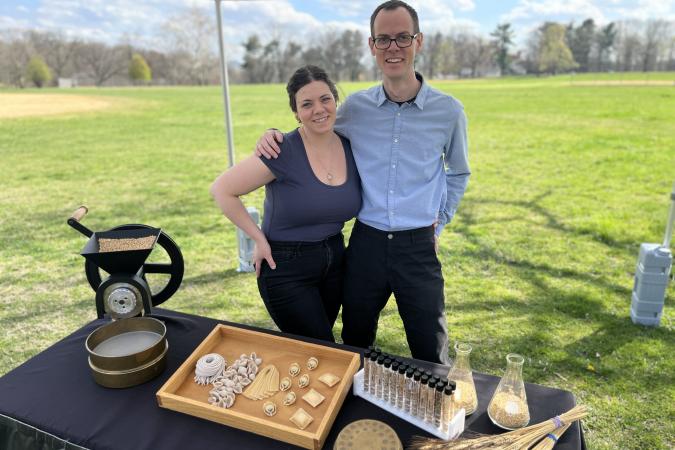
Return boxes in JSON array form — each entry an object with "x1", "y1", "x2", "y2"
[{"x1": 1, "y1": 0, "x2": 674, "y2": 61}]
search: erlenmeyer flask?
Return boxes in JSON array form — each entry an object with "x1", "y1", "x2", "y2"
[
  {"x1": 446, "y1": 342, "x2": 477, "y2": 415},
  {"x1": 487, "y1": 353, "x2": 530, "y2": 429}
]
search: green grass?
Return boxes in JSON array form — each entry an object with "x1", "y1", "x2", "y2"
[{"x1": 1, "y1": 74, "x2": 674, "y2": 449}]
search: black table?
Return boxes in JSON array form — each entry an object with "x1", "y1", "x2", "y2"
[{"x1": 0, "y1": 309, "x2": 585, "y2": 449}]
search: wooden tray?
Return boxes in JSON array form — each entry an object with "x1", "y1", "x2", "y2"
[{"x1": 156, "y1": 324, "x2": 360, "y2": 449}]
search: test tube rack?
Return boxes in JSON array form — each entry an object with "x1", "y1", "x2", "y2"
[{"x1": 352, "y1": 369, "x2": 465, "y2": 441}]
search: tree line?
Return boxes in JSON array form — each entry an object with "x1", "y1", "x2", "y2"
[
  {"x1": 241, "y1": 18, "x2": 674, "y2": 82},
  {"x1": 0, "y1": 7, "x2": 673, "y2": 88},
  {"x1": 1, "y1": 30, "x2": 175, "y2": 88},
  {"x1": 0, "y1": 7, "x2": 222, "y2": 88}
]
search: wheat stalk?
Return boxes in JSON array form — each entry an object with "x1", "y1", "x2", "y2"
[
  {"x1": 530, "y1": 423, "x2": 571, "y2": 450},
  {"x1": 409, "y1": 404, "x2": 587, "y2": 450}
]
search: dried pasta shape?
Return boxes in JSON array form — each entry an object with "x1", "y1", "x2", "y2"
[
  {"x1": 298, "y1": 374, "x2": 310, "y2": 388},
  {"x1": 280, "y1": 377, "x2": 292, "y2": 391},
  {"x1": 306, "y1": 357, "x2": 319, "y2": 371},
  {"x1": 283, "y1": 391, "x2": 297, "y2": 406},
  {"x1": 302, "y1": 388, "x2": 325, "y2": 408},
  {"x1": 243, "y1": 365, "x2": 279, "y2": 400},
  {"x1": 289, "y1": 362, "x2": 301, "y2": 377},
  {"x1": 318, "y1": 372, "x2": 341, "y2": 387},
  {"x1": 289, "y1": 408, "x2": 314, "y2": 430},
  {"x1": 263, "y1": 401, "x2": 277, "y2": 417},
  {"x1": 194, "y1": 353, "x2": 227, "y2": 385}
]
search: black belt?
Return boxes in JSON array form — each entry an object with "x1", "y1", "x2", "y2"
[{"x1": 353, "y1": 220, "x2": 434, "y2": 241}]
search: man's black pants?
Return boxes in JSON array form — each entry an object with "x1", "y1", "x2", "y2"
[{"x1": 341, "y1": 220, "x2": 449, "y2": 364}]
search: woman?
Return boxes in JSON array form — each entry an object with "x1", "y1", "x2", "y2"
[{"x1": 210, "y1": 65, "x2": 361, "y2": 342}]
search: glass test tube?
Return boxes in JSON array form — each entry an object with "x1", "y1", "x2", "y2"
[
  {"x1": 418, "y1": 374, "x2": 429, "y2": 420},
  {"x1": 389, "y1": 361, "x2": 400, "y2": 405},
  {"x1": 404, "y1": 367, "x2": 414, "y2": 413},
  {"x1": 434, "y1": 383, "x2": 444, "y2": 428},
  {"x1": 442, "y1": 383, "x2": 456, "y2": 433},
  {"x1": 426, "y1": 380, "x2": 437, "y2": 423},
  {"x1": 411, "y1": 371, "x2": 421, "y2": 417},
  {"x1": 396, "y1": 364, "x2": 407, "y2": 409},
  {"x1": 363, "y1": 349, "x2": 372, "y2": 392},
  {"x1": 368, "y1": 351, "x2": 379, "y2": 396},
  {"x1": 374, "y1": 355, "x2": 385, "y2": 398},
  {"x1": 382, "y1": 358, "x2": 392, "y2": 402}
]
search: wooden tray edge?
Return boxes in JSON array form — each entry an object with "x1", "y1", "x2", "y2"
[
  {"x1": 315, "y1": 352, "x2": 361, "y2": 449},
  {"x1": 157, "y1": 390, "x2": 316, "y2": 448},
  {"x1": 155, "y1": 323, "x2": 361, "y2": 449}
]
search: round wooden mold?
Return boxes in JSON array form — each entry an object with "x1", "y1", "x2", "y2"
[{"x1": 334, "y1": 419, "x2": 402, "y2": 450}]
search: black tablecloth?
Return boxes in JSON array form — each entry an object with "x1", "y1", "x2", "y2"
[{"x1": 0, "y1": 309, "x2": 585, "y2": 449}]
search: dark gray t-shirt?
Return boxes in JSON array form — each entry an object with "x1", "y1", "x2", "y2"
[{"x1": 259, "y1": 128, "x2": 361, "y2": 242}]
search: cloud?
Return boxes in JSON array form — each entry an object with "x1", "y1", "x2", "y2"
[
  {"x1": 211, "y1": 1, "x2": 360, "y2": 61},
  {"x1": 219, "y1": 1, "x2": 322, "y2": 29},
  {"x1": 502, "y1": 0, "x2": 607, "y2": 24},
  {"x1": 405, "y1": 0, "x2": 481, "y2": 33},
  {"x1": 614, "y1": 0, "x2": 675, "y2": 21},
  {"x1": 497, "y1": 0, "x2": 675, "y2": 47},
  {"x1": 501, "y1": 0, "x2": 675, "y2": 27},
  {"x1": 452, "y1": 0, "x2": 476, "y2": 12},
  {"x1": 318, "y1": 0, "x2": 369, "y2": 18},
  {"x1": 0, "y1": 14, "x2": 31, "y2": 29},
  {"x1": 6, "y1": 0, "x2": 341, "y2": 61},
  {"x1": 33, "y1": 0, "x2": 169, "y2": 43}
]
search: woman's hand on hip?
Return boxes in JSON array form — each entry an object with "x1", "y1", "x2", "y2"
[{"x1": 254, "y1": 239, "x2": 276, "y2": 278}]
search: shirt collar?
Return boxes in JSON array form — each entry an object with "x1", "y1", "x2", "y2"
[{"x1": 375, "y1": 72, "x2": 429, "y2": 110}]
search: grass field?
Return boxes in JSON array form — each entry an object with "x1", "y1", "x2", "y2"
[{"x1": 1, "y1": 73, "x2": 674, "y2": 449}]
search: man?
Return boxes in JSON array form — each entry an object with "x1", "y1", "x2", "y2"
[{"x1": 256, "y1": 0, "x2": 470, "y2": 364}]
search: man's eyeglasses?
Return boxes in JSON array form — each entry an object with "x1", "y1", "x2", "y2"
[{"x1": 372, "y1": 33, "x2": 419, "y2": 50}]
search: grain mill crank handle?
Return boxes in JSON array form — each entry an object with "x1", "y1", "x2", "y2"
[{"x1": 67, "y1": 205, "x2": 93, "y2": 237}]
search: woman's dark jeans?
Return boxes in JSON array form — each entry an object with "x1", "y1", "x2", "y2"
[{"x1": 257, "y1": 233, "x2": 344, "y2": 342}]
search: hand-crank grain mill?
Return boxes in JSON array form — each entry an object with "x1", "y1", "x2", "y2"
[
  {"x1": 67, "y1": 206, "x2": 184, "y2": 319},
  {"x1": 67, "y1": 206, "x2": 185, "y2": 388}
]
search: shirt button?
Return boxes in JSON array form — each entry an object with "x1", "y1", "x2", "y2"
[
  {"x1": 387, "y1": 234, "x2": 393, "y2": 240},
  {"x1": 389, "y1": 190, "x2": 394, "y2": 194},
  {"x1": 397, "y1": 112, "x2": 400, "y2": 116},
  {"x1": 394, "y1": 138, "x2": 398, "y2": 143},
  {"x1": 392, "y1": 164, "x2": 396, "y2": 168}
]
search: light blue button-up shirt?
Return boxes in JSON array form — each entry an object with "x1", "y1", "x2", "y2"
[{"x1": 335, "y1": 76, "x2": 470, "y2": 235}]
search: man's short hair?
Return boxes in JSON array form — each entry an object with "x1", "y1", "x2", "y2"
[{"x1": 370, "y1": 0, "x2": 420, "y2": 37}]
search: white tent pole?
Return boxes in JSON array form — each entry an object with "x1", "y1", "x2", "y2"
[
  {"x1": 215, "y1": 0, "x2": 235, "y2": 168},
  {"x1": 214, "y1": 0, "x2": 257, "y2": 273}
]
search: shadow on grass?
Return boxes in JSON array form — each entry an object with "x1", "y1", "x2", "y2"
[
  {"x1": 455, "y1": 247, "x2": 632, "y2": 298},
  {"x1": 445, "y1": 192, "x2": 674, "y2": 390},
  {"x1": 358, "y1": 190, "x2": 670, "y2": 380},
  {"x1": 182, "y1": 268, "x2": 240, "y2": 286},
  {"x1": 448, "y1": 277, "x2": 673, "y2": 389},
  {"x1": 466, "y1": 190, "x2": 638, "y2": 249}
]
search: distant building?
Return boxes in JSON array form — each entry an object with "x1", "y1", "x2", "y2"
[
  {"x1": 459, "y1": 68, "x2": 473, "y2": 78},
  {"x1": 58, "y1": 78, "x2": 76, "y2": 88}
]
